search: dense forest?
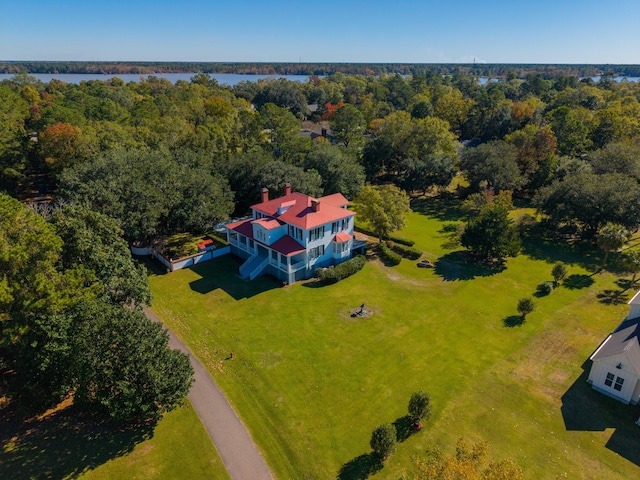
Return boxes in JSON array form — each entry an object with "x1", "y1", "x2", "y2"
[
  {"x1": 2, "y1": 69, "x2": 640, "y2": 423},
  {"x1": 3, "y1": 61, "x2": 640, "y2": 77}
]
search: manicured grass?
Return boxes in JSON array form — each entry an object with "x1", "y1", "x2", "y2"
[
  {"x1": 80, "y1": 403, "x2": 229, "y2": 480},
  {"x1": 148, "y1": 199, "x2": 640, "y2": 479},
  {"x1": 0, "y1": 397, "x2": 228, "y2": 480}
]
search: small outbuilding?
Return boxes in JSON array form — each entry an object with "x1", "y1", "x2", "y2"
[{"x1": 587, "y1": 290, "x2": 640, "y2": 405}]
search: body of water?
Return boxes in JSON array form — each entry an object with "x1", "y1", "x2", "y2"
[
  {"x1": 1, "y1": 73, "x2": 638, "y2": 86},
  {"x1": 0, "y1": 72, "x2": 314, "y2": 86}
]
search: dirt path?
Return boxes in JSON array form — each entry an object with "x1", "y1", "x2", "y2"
[{"x1": 144, "y1": 308, "x2": 274, "y2": 480}]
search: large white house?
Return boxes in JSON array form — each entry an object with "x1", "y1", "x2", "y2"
[
  {"x1": 225, "y1": 184, "x2": 363, "y2": 284},
  {"x1": 588, "y1": 290, "x2": 640, "y2": 405}
]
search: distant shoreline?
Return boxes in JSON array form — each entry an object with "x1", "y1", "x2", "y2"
[{"x1": 2, "y1": 61, "x2": 640, "y2": 78}]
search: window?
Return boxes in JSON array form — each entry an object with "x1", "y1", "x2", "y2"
[
  {"x1": 605, "y1": 372, "x2": 614, "y2": 387},
  {"x1": 614, "y1": 376, "x2": 624, "y2": 391},
  {"x1": 310, "y1": 245, "x2": 325, "y2": 259},
  {"x1": 309, "y1": 226, "x2": 324, "y2": 241},
  {"x1": 271, "y1": 250, "x2": 278, "y2": 262},
  {"x1": 288, "y1": 225, "x2": 303, "y2": 241},
  {"x1": 331, "y1": 221, "x2": 340, "y2": 234},
  {"x1": 335, "y1": 241, "x2": 349, "y2": 253},
  {"x1": 342, "y1": 218, "x2": 349, "y2": 230}
]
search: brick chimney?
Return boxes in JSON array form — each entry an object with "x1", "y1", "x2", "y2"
[
  {"x1": 311, "y1": 199, "x2": 320, "y2": 212},
  {"x1": 284, "y1": 183, "x2": 291, "y2": 196},
  {"x1": 261, "y1": 187, "x2": 269, "y2": 203}
]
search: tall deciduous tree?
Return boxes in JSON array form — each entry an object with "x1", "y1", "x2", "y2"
[
  {"x1": 352, "y1": 185, "x2": 411, "y2": 240},
  {"x1": 329, "y1": 104, "x2": 365, "y2": 147},
  {"x1": 72, "y1": 300, "x2": 193, "y2": 422},
  {"x1": 52, "y1": 206, "x2": 152, "y2": 309},
  {"x1": 460, "y1": 203, "x2": 521, "y2": 262},
  {"x1": 460, "y1": 141, "x2": 525, "y2": 193}
]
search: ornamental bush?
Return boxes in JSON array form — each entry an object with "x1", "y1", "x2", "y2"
[
  {"x1": 378, "y1": 242, "x2": 402, "y2": 265},
  {"x1": 536, "y1": 281, "x2": 555, "y2": 295},
  {"x1": 387, "y1": 241, "x2": 422, "y2": 260},
  {"x1": 315, "y1": 255, "x2": 366, "y2": 283},
  {"x1": 370, "y1": 423, "x2": 397, "y2": 460}
]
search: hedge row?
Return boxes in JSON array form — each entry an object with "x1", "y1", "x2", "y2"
[
  {"x1": 316, "y1": 255, "x2": 366, "y2": 283},
  {"x1": 354, "y1": 224, "x2": 415, "y2": 246},
  {"x1": 386, "y1": 241, "x2": 422, "y2": 260},
  {"x1": 378, "y1": 242, "x2": 402, "y2": 265}
]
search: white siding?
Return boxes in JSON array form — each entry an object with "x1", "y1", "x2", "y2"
[{"x1": 589, "y1": 355, "x2": 639, "y2": 404}]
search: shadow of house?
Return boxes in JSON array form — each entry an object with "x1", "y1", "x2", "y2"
[
  {"x1": 0, "y1": 400, "x2": 153, "y2": 480},
  {"x1": 188, "y1": 256, "x2": 280, "y2": 300},
  {"x1": 561, "y1": 365, "x2": 640, "y2": 467}
]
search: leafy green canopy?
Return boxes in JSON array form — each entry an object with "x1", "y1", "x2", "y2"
[{"x1": 0, "y1": 195, "x2": 192, "y2": 421}]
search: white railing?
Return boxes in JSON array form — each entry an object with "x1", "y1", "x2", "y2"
[{"x1": 249, "y1": 257, "x2": 270, "y2": 280}]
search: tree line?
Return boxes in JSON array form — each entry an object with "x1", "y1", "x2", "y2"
[{"x1": 3, "y1": 61, "x2": 640, "y2": 77}]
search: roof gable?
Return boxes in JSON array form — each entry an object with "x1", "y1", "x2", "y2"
[
  {"x1": 591, "y1": 316, "x2": 640, "y2": 374},
  {"x1": 251, "y1": 191, "x2": 354, "y2": 230}
]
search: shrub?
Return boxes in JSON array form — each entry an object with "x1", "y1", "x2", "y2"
[
  {"x1": 388, "y1": 234, "x2": 414, "y2": 246},
  {"x1": 378, "y1": 242, "x2": 402, "y2": 265},
  {"x1": 370, "y1": 423, "x2": 397, "y2": 460},
  {"x1": 315, "y1": 255, "x2": 366, "y2": 283},
  {"x1": 387, "y1": 241, "x2": 422, "y2": 260},
  {"x1": 517, "y1": 297, "x2": 535, "y2": 318},
  {"x1": 408, "y1": 391, "x2": 432, "y2": 423},
  {"x1": 536, "y1": 281, "x2": 555, "y2": 295},
  {"x1": 551, "y1": 262, "x2": 567, "y2": 285}
]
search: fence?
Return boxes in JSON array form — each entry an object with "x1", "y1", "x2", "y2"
[{"x1": 132, "y1": 245, "x2": 230, "y2": 272}]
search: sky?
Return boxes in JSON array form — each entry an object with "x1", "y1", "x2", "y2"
[{"x1": 1, "y1": 0, "x2": 639, "y2": 64}]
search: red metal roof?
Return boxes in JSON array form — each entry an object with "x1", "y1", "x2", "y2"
[
  {"x1": 270, "y1": 235, "x2": 306, "y2": 257},
  {"x1": 253, "y1": 218, "x2": 283, "y2": 230},
  {"x1": 227, "y1": 219, "x2": 304, "y2": 257},
  {"x1": 197, "y1": 239, "x2": 214, "y2": 249},
  {"x1": 227, "y1": 218, "x2": 254, "y2": 239},
  {"x1": 334, "y1": 232, "x2": 353, "y2": 243},
  {"x1": 252, "y1": 192, "x2": 354, "y2": 230}
]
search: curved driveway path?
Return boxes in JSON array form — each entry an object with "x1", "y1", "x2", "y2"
[{"x1": 144, "y1": 308, "x2": 274, "y2": 480}]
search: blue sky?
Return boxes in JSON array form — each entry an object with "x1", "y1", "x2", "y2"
[{"x1": 1, "y1": 0, "x2": 639, "y2": 63}]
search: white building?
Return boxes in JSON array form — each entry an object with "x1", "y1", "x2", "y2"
[
  {"x1": 225, "y1": 184, "x2": 364, "y2": 284},
  {"x1": 588, "y1": 290, "x2": 640, "y2": 405}
]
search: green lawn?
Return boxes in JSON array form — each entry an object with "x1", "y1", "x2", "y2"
[
  {"x1": 147, "y1": 199, "x2": 640, "y2": 479},
  {"x1": 79, "y1": 402, "x2": 229, "y2": 480},
  {"x1": 0, "y1": 397, "x2": 228, "y2": 480}
]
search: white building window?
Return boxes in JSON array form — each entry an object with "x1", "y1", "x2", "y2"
[
  {"x1": 614, "y1": 376, "x2": 624, "y2": 391},
  {"x1": 605, "y1": 372, "x2": 614, "y2": 387},
  {"x1": 309, "y1": 226, "x2": 324, "y2": 242},
  {"x1": 310, "y1": 245, "x2": 325, "y2": 259}
]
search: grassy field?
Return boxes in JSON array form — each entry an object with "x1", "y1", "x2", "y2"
[
  {"x1": 147, "y1": 197, "x2": 640, "y2": 479},
  {"x1": 0, "y1": 396, "x2": 228, "y2": 480}
]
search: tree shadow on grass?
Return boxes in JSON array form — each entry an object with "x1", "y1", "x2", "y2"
[
  {"x1": 615, "y1": 278, "x2": 635, "y2": 292},
  {"x1": 521, "y1": 235, "x2": 600, "y2": 272},
  {"x1": 0, "y1": 397, "x2": 153, "y2": 480},
  {"x1": 503, "y1": 315, "x2": 525, "y2": 327},
  {"x1": 392, "y1": 415, "x2": 417, "y2": 443},
  {"x1": 337, "y1": 453, "x2": 383, "y2": 480},
  {"x1": 434, "y1": 251, "x2": 506, "y2": 281},
  {"x1": 597, "y1": 289, "x2": 629, "y2": 305},
  {"x1": 411, "y1": 194, "x2": 466, "y2": 222},
  {"x1": 563, "y1": 274, "x2": 595, "y2": 290}
]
